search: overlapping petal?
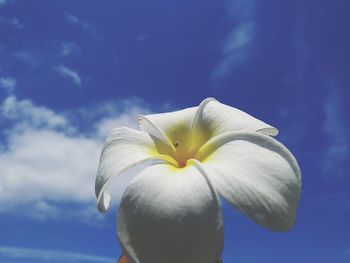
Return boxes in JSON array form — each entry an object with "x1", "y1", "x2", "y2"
[
  {"x1": 117, "y1": 163, "x2": 224, "y2": 263},
  {"x1": 95, "y1": 127, "x2": 176, "y2": 212},
  {"x1": 189, "y1": 98, "x2": 278, "y2": 153},
  {"x1": 138, "y1": 98, "x2": 278, "y2": 156},
  {"x1": 138, "y1": 107, "x2": 197, "y2": 159},
  {"x1": 95, "y1": 97, "x2": 301, "y2": 262},
  {"x1": 197, "y1": 131, "x2": 301, "y2": 231}
]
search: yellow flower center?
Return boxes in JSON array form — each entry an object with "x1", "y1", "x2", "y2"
[
  {"x1": 173, "y1": 141, "x2": 195, "y2": 168},
  {"x1": 150, "y1": 123, "x2": 210, "y2": 168}
]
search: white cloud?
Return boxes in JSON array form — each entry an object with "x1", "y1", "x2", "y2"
[
  {"x1": 212, "y1": 23, "x2": 255, "y2": 80},
  {"x1": 0, "y1": 129, "x2": 100, "y2": 204},
  {"x1": 222, "y1": 23, "x2": 255, "y2": 55},
  {"x1": 65, "y1": 14, "x2": 80, "y2": 24},
  {"x1": 0, "y1": 77, "x2": 16, "y2": 94},
  {"x1": 322, "y1": 86, "x2": 349, "y2": 180},
  {"x1": 55, "y1": 65, "x2": 82, "y2": 86},
  {"x1": 0, "y1": 246, "x2": 114, "y2": 263},
  {"x1": 223, "y1": 0, "x2": 256, "y2": 20},
  {"x1": 1, "y1": 96, "x2": 68, "y2": 128},
  {"x1": 0, "y1": 16, "x2": 22, "y2": 29},
  {"x1": 0, "y1": 0, "x2": 7, "y2": 6},
  {"x1": 12, "y1": 50, "x2": 44, "y2": 67},
  {"x1": 60, "y1": 42, "x2": 80, "y2": 57},
  {"x1": 95, "y1": 105, "x2": 149, "y2": 138},
  {"x1": 0, "y1": 95, "x2": 151, "y2": 221},
  {"x1": 211, "y1": 24, "x2": 255, "y2": 82},
  {"x1": 76, "y1": 98, "x2": 150, "y2": 138},
  {"x1": 65, "y1": 14, "x2": 101, "y2": 40},
  {"x1": 211, "y1": 0, "x2": 257, "y2": 85}
]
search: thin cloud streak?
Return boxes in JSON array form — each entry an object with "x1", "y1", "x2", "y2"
[
  {"x1": 222, "y1": 22, "x2": 255, "y2": 55},
  {"x1": 0, "y1": 16, "x2": 22, "y2": 29},
  {"x1": 60, "y1": 42, "x2": 81, "y2": 57},
  {"x1": 55, "y1": 65, "x2": 82, "y2": 86},
  {"x1": 322, "y1": 84, "x2": 349, "y2": 181},
  {"x1": 0, "y1": 77, "x2": 16, "y2": 94},
  {"x1": 0, "y1": 246, "x2": 114, "y2": 263},
  {"x1": 211, "y1": 0, "x2": 257, "y2": 86},
  {"x1": 65, "y1": 13, "x2": 102, "y2": 40}
]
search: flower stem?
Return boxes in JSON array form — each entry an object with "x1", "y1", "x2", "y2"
[{"x1": 117, "y1": 254, "x2": 132, "y2": 263}]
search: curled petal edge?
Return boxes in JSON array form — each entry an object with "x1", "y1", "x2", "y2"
[
  {"x1": 189, "y1": 97, "x2": 218, "y2": 152},
  {"x1": 196, "y1": 131, "x2": 301, "y2": 184},
  {"x1": 257, "y1": 127, "x2": 279, "y2": 136},
  {"x1": 187, "y1": 158, "x2": 222, "y2": 213},
  {"x1": 137, "y1": 115, "x2": 177, "y2": 154},
  {"x1": 97, "y1": 156, "x2": 175, "y2": 213},
  {"x1": 117, "y1": 161, "x2": 224, "y2": 263},
  {"x1": 196, "y1": 131, "x2": 301, "y2": 231}
]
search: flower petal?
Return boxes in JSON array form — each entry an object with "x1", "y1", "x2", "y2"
[
  {"x1": 95, "y1": 127, "x2": 176, "y2": 212},
  {"x1": 117, "y1": 163, "x2": 224, "y2": 263},
  {"x1": 138, "y1": 107, "x2": 197, "y2": 154},
  {"x1": 198, "y1": 132, "x2": 301, "y2": 231},
  {"x1": 137, "y1": 115, "x2": 175, "y2": 149},
  {"x1": 190, "y1": 99, "x2": 278, "y2": 153}
]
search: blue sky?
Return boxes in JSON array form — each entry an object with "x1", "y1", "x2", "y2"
[{"x1": 0, "y1": 0, "x2": 349, "y2": 262}]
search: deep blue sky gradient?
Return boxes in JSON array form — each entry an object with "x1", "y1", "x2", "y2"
[{"x1": 1, "y1": 0, "x2": 350, "y2": 262}]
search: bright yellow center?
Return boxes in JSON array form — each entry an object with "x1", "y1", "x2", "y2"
[
  {"x1": 150, "y1": 122, "x2": 212, "y2": 168},
  {"x1": 173, "y1": 141, "x2": 195, "y2": 168}
]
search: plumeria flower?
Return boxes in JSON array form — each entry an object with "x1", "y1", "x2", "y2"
[{"x1": 95, "y1": 98, "x2": 301, "y2": 263}]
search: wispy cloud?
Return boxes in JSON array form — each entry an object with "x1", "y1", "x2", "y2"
[
  {"x1": 0, "y1": 95, "x2": 151, "y2": 221},
  {"x1": 1, "y1": 96, "x2": 68, "y2": 128},
  {"x1": 0, "y1": 17, "x2": 22, "y2": 29},
  {"x1": 0, "y1": 77, "x2": 16, "y2": 94},
  {"x1": 65, "y1": 14, "x2": 102, "y2": 40},
  {"x1": 322, "y1": 83, "x2": 349, "y2": 181},
  {"x1": 60, "y1": 42, "x2": 80, "y2": 57},
  {"x1": 55, "y1": 65, "x2": 82, "y2": 86},
  {"x1": 65, "y1": 13, "x2": 80, "y2": 24},
  {"x1": 211, "y1": 0, "x2": 257, "y2": 85},
  {"x1": 0, "y1": 0, "x2": 8, "y2": 6},
  {"x1": 223, "y1": 0, "x2": 256, "y2": 20},
  {"x1": 222, "y1": 23, "x2": 255, "y2": 55},
  {"x1": 211, "y1": 22, "x2": 255, "y2": 81},
  {"x1": 0, "y1": 245, "x2": 114, "y2": 263},
  {"x1": 12, "y1": 50, "x2": 45, "y2": 67}
]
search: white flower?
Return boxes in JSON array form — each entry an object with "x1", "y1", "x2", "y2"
[{"x1": 95, "y1": 98, "x2": 301, "y2": 263}]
